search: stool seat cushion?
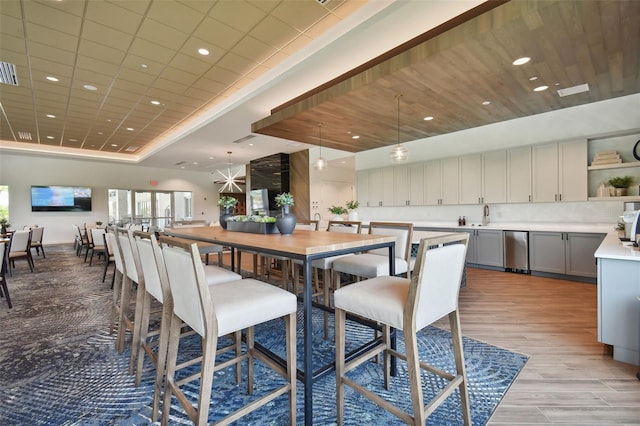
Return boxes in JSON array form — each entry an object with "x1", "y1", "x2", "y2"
[
  {"x1": 332, "y1": 253, "x2": 408, "y2": 278},
  {"x1": 203, "y1": 265, "x2": 241, "y2": 286}
]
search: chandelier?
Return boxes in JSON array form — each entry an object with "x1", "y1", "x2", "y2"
[{"x1": 217, "y1": 151, "x2": 243, "y2": 193}]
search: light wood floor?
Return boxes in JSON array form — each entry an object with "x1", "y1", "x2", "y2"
[
  {"x1": 232, "y1": 254, "x2": 640, "y2": 424},
  {"x1": 438, "y1": 267, "x2": 640, "y2": 425}
]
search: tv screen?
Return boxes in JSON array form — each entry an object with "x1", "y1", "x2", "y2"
[{"x1": 31, "y1": 186, "x2": 92, "y2": 212}]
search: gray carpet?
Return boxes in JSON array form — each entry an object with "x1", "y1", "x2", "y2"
[{"x1": 0, "y1": 245, "x2": 528, "y2": 425}]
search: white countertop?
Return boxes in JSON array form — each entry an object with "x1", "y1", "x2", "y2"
[
  {"x1": 364, "y1": 221, "x2": 612, "y2": 234},
  {"x1": 594, "y1": 232, "x2": 640, "y2": 262}
]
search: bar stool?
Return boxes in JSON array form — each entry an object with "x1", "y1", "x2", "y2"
[{"x1": 334, "y1": 233, "x2": 471, "y2": 425}]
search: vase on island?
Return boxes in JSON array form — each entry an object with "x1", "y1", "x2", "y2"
[
  {"x1": 276, "y1": 205, "x2": 296, "y2": 235},
  {"x1": 219, "y1": 207, "x2": 234, "y2": 230}
]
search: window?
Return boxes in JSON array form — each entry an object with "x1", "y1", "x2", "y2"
[
  {"x1": 0, "y1": 185, "x2": 8, "y2": 222},
  {"x1": 108, "y1": 189, "x2": 192, "y2": 229}
]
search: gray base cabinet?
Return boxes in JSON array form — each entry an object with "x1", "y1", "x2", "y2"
[
  {"x1": 466, "y1": 229, "x2": 504, "y2": 268},
  {"x1": 530, "y1": 231, "x2": 604, "y2": 278}
]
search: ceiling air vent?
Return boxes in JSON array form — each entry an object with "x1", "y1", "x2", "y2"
[
  {"x1": 315, "y1": 0, "x2": 331, "y2": 4},
  {"x1": 232, "y1": 134, "x2": 256, "y2": 144},
  {"x1": 18, "y1": 131, "x2": 32, "y2": 140},
  {"x1": 174, "y1": 160, "x2": 187, "y2": 166},
  {"x1": 0, "y1": 61, "x2": 19, "y2": 86},
  {"x1": 557, "y1": 83, "x2": 589, "y2": 97}
]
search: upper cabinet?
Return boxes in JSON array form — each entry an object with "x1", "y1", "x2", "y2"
[
  {"x1": 395, "y1": 163, "x2": 425, "y2": 206},
  {"x1": 507, "y1": 146, "x2": 532, "y2": 203},
  {"x1": 425, "y1": 158, "x2": 459, "y2": 205},
  {"x1": 532, "y1": 140, "x2": 587, "y2": 202},
  {"x1": 459, "y1": 151, "x2": 507, "y2": 204}
]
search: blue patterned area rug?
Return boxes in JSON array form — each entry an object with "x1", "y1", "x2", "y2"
[{"x1": 0, "y1": 246, "x2": 528, "y2": 425}]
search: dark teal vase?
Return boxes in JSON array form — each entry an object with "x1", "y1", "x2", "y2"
[
  {"x1": 219, "y1": 207, "x2": 233, "y2": 230},
  {"x1": 276, "y1": 205, "x2": 296, "y2": 235}
]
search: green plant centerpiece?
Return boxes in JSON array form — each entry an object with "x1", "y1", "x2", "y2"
[
  {"x1": 274, "y1": 192, "x2": 296, "y2": 234},
  {"x1": 217, "y1": 195, "x2": 239, "y2": 230},
  {"x1": 329, "y1": 205, "x2": 348, "y2": 220},
  {"x1": 0, "y1": 217, "x2": 10, "y2": 235},
  {"x1": 608, "y1": 175, "x2": 634, "y2": 196},
  {"x1": 346, "y1": 200, "x2": 360, "y2": 220}
]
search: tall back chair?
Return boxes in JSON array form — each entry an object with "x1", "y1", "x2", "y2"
[
  {"x1": 114, "y1": 228, "x2": 140, "y2": 360},
  {"x1": 102, "y1": 231, "x2": 115, "y2": 284},
  {"x1": 334, "y1": 233, "x2": 471, "y2": 426},
  {"x1": 160, "y1": 238, "x2": 297, "y2": 425},
  {"x1": 107, "y1": 229, "x2": 125, "y2": 335},
  {"x1": 8, "y1": 230, "x2": 34, "y2": 275},
  {"x1": 89, "y1": 228, "x2": 107, "y2": 266},
  {"x1": 0, "y1": 242, "x2": 11, "y2": 308},
  {"x1": 29, "y1": 226, "x2": 45, "y2": 258},
  {"x1": 331, "y1": 221, "x2": 413, "y2": 295}
]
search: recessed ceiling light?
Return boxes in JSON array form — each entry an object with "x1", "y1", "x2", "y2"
[
  {"x1": 97, "y1": 131, "x2": 103, "y2": 135},
  {"x1": 533, "y1": 85, "x2": 549, "y2": 92},
  {"x1": 209, "y1": 156, "x2": 215, "y2": 160},
  {"x1": 111, "y1": 144, "x2": 118, "y2": 147},
  {"x1": 46, "y1": 135, "x2": 54, "y2": 139},
  {"x1": 46, "y1": 114, "x2": 55, "y2": 118},
  {"x1": 198, "y1": 48, "x2": 210, "y2": 56},
  {"x1": 512, "y1": 57, "x2": 531, "y2": 65},
  {"x1": 193, "y1": 162, "x2": 198, "y2": 165},
  {"x1": 423, "y1": 116, "x2": 434, "y2": 121},
  {"x1": 482, "y1": 101, "x2": 491, "y2": 105},
  {"x1": 69, "y1": 138, "x2": 78, "y2": 142},
  {"x1": 141, "y1": 64, "x2": 148, "y2": 69},
  {"x1": 150, "y1": 100, "x2": 160, "y2": 105},
  {"x1": 248, "y1": 143, "x2": 254, "y2": 146},
  {"x1": 352, "y1": 135, "x2": 360, "y2": 139},
  {"x1": 83, "y1": 84, "x2": 97, "y2": 91},
  {"x1": 529, "y1": 76, "x2": 538, "y2": 81},
  {"x1": 46, "y1": 76, "x2": 59, "y2": 82},
  {"x1": 126, "y1": 127, "x2": 134, "y2": 131}
]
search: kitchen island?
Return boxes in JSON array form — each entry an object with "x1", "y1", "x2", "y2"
[{"x1": 594, "y1": 232, "x2": 640, "y2": 365}]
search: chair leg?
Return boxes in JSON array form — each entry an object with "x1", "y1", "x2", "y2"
[
  {"x1": 129, "y1": 278, "x2": 147, "y2": 375},
  {"x1": 40, "y1": 246, "x2": 45, "y2": 258},
  {"x1": 197, "y1": 333, "x2": 218, "y2": 425},
  {"x1": 161, "y1": 314, "x2": 183, "y2": 426},
  {"x1": 135, "y1": 293, "x2": 152, "y2": 386},
  {"x1": 335, "y1": 307, "x2": 346, "y2": 426},
  {"x1": 110, "y1": 270, "x2": 123, "y2": 334},
  {"x1": 404, "y1": 325, "x2": 425, "y2": 426},
  {"x1": 246, "y1": 326, "x2": 255, "y2": 394},
  {"x1": 152, "y1": 301, "x2": 173, "y2": 423},
  {"x1": 0, "y1": 279, "x2": 12, "y2": 308},
  {"x1": 450, "y1": 310, "x2": 471, "y2": 426}
]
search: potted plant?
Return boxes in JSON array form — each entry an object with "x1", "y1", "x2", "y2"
[
  {"x1": 0, "y1": 217, "x2": 10, "y2": 235},
  {"x1": 96, "y1": 220, "x2": 103, "y2": 227},
  {"x1": 274, "y1": 192, "x2": 296, "y2": 234},
  {"x1": 329, "y1": 205, "x2": 348, "y2": 221},
  {"x1": 607, "y1": 176, "x2": 634, "y2": 197},
  {"x1": 217, "y1": 196, "x2": 238, "y2": 229},
  {"x1": 346, "y1": 200, "x2": 360, "y2": 221},
  {"x1": 615, "y1": 221, "x2": 625, "y2": 238}
]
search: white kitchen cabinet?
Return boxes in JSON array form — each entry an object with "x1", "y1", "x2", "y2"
[
  {"x1": 367, "y1": 168, "x2": 384, "y2": 207},
  {"x1": 507, "y1": 146, "x2": 532, "y2": 203},
  {"x1": 466, "y1": 229, "x2": 504, "y2": 267},
  {"x1": 459, "y1": 154, "x2": 482, "y2": 204},
  {"x1": 530, "y1": 231, "x2": 604, "y2": 278},
  {"x1": 382, "y1": 167, "x2": 394, "y2": 206},
  {"x1": 424, "y1": 159, "x2": 442, "y2": 205},
  {"x1": 408, "y1": 162, "x2": 424, "y2": 205},
  {"x1": 394, "y1": 164, "x2": 410, "y2": 206},
  {"x1": 482, "y1": 150, "x2": 507, "y2": 204},
  {"x1": 356, "y1": 170, "x2": 369, "y2": 207},
  {"x1": 532, "y1": 140, "x2": 587, "y2": 202}
]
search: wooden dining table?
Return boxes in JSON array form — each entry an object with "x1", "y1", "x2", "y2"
[{"x1": 163, "y1": 225, "x2": 396, "y2": 425}]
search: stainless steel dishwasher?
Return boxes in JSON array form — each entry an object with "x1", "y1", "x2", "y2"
[{"x1": 503, "y1": 230, "x2": 529, "y2": 273}]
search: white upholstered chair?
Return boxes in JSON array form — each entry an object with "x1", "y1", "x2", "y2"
[
  {"x1": 334, "y1": 233, "x2": 471, "y2": 425},
  {"x1": 29, "y1": 226, "x2": 45, "y2": 258},
  {"x1": 88, "y1": 228, "x2": 106, "y2": 266},
  {"x1": 159, "y1": 238, "x2": 297, "y2": 425},
  {"x1": 331, "y1": 222, "x2": 413, "y2": 285},
  {"x1": 8, "y1": 230, "x2": 34, "y2": 275}
]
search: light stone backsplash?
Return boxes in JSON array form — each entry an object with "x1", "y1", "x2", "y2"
[{"x1": 358, "y1": 200, "x2": 625, "y2": 228}]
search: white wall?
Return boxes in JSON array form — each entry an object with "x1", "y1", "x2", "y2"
[{"x1": 0, "y1": 153, "x2": 221, "y2": 244}]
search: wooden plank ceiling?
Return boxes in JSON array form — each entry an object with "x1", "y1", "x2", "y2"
[{"x1": 252, "y1": 0, "x2": 640, "y2": 152}]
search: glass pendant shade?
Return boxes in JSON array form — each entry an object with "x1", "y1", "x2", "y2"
[
  {"x1": 390, "y1": 94, "x2": 408, "y2": 163},
  {"x1": 314, "y1": 123, "x2": 327, "y2": 171}
]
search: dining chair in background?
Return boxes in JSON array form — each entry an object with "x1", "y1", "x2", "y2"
[
  {"x1": 159, "y1": 239, "x2": 297, "y2": 425},
  {"x1": 29, "y1": 226, "x2": 45, "y2": 258},
  {"x1": 102, "y1": 231, "x2": 115, "y2": 284},
  {"x1": 8, "y1": 230, "x2": 34, "y2": 275},
  {"x1": 334, "y1": 233, "x2": 471, "y2": 426},
  {"x1": 0, "y1": 242, "x2": 12, "y2": 308},
  {"x1": 89, "y1": 228, "x2": 107, "y2": 266}
]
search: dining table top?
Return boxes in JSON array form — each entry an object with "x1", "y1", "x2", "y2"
[{"x1": 163, "y1": 225, "x2": 397, "y2": 257}]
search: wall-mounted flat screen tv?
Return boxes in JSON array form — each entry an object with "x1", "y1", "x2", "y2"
[{"x1": 31, "y1": 186, "x2": 92, "y2": 212}]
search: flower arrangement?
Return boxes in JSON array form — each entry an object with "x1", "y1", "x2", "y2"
[
  {"x1": 226, "y1": 215, "x2": 276, "y2": 223},
  {"x1": 217, "y1": 195, "x2": 238, "y2": 209},
  {"x1": 275, "y1": 192, "x2": 294, "y2": 207},
  {"x1": 346, "y1": 200, "x2": 359, "y2": 210},
  {"x1": 329, "y1": 205, "x2": 348, "y2": 215}
]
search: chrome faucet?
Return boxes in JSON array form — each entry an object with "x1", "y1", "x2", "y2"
[
  {"x1": 482, "y1": 204, "x2": 490, "y2": 226},
  {"x1": 314, "y1": 212, "x2": 322, "y2": 221}
]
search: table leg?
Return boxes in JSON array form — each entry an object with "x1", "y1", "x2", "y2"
[{"x1": 303, "y1": 258, "x2": 313, "y2": 425}]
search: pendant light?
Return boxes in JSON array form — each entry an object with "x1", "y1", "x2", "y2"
[
  {"x1": 314, "y1": 123, "x2": 327, "y2": 171},
  {"x1": 390, "y1": 94, "x2": 408, "y2": 163}
]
